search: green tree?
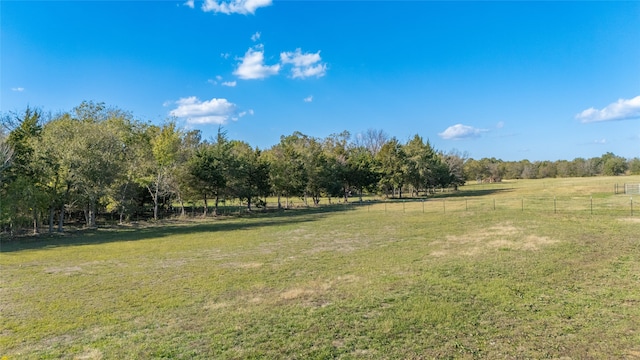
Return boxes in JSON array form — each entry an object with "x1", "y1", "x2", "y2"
[
  {"x1": 141, "y1": 121, "x2": 184, "y2": 220},
  {"x1": 345, "y1": 146, "x2": 379, "y2": 201},
  {"x1": 440, "y1": 150, "x2": 467, "y2": 190},
  {"x1": 5, "y1": 107, "x2": 45, "y2": 233},
  {"x1": 187, "y1": 129, "x2": 230, "y2": 216},
  {"x1": 376, "y1": 138, "x2": 406, "y2": 198},
  {"x1": 229, "y1": 141, "x2": 270, "y2": 211},
  {"x1": 629, "y1": 157, "x2": 640, "y2": 175},
  {"x1": 264, "y1": 135, "x2": 307, "y2": 208},
  {"x1": 601, "y1": 153, "x2": 628, "y2": 176}
]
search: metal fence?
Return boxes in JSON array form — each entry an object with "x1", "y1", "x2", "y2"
[{"x1": 357, "y1": 195, "x2": 635, "y2": 217}]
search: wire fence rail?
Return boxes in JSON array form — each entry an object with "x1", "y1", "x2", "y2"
[{"x1": 357, "y1": 195, "x2": 636, "y2": 217}]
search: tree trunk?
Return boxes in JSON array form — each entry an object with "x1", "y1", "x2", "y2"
[
  {"x1": 88, "y1": 201, "x2": 97, "y2": 228},
  {"x1": 214, "y1": 194, "x2": 219, "y2": 216},
  {"x1": 203, "y1": 194, "x2": 208, "y2": 217},
  {"x1": 58, "y1": 204, "x2": 64, "y2": 232},
  {"x1": 33, "y1": 208, "x2": 38, "y2": 235},
  {"x1": 84, "y1": 206, "x2": 90, "y2": 227},
  {"x1": 247, "y1": 196, "x2": 252, "y2": 211},
  {"x1": 179, "y1": 199, "x2": 185, "y2": 217},
  {"x1": 153, "y1": 191, "x2": 159, "y2": 221},
  {"x1": 48, "y1": 207, "x2": 55, "y2": 234},
  {"x1": 277, "y1": 194, "x2": 282, "y2": 209}
]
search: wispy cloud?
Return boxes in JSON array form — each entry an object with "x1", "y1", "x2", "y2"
[
  {"x1": 207, "y1": 75, "x2": 223, "y2": 85},
  {"x1": 11, "y1": 87, "x2": 25, "y2": 92},
  {"x1": 222, "y1": 81, "x2": 237, "y2": 87},
  {"x1": 594, "y1": 138, "x2": 607, "y2": 144},
  {"x1": 576, "y1": 95, "x2": 640, "y2": 123},
  {"x1": 303, "y1": 95, "x2": 313, "y2": 103},
  {"x1": 280, "y1": 49, "x2": 327, "y2": 79},
  {"x1": 202, "y1": 0, "x2": 272, "y2": 15},
  {"x1": 234, "y1": 45, "x2": 280, "y2": 80},
  {"x1": 184, "y1": 0, "x2": 195, "y2": 8},
  {"x1": 496, "y1": 121, "x2": 504, "y2": 129},
  {"x1": 438, "y1": 124, "x2": 487, "y2": 140},
  {"x1": 169, "y1": 96, "x2": 251, "y2": 124},
  {"x1": 251, "y1": 32, "x2": 261, "y2": 42}
]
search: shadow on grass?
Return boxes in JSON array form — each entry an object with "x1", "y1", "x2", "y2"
[
  {"x1": 432, "y1": 188, "x2": 514, "y2": 199},
  {"x1": 364, "y1": 188, "x2": 514, "y2": 203},
  {"x1": 0, "y1": 205, "x2": 356, "y2": 253}
]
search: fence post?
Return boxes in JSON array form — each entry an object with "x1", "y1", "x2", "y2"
[
  {"x1": 521, "y1": 198, "x2": 524, "y2": 212},
  {"x1": 590, "y1": 196, "x2": 593, "y2": 215}
]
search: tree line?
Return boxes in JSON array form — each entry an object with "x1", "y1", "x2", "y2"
[
  {"x1": 0, "y1": 102, "x2": 465, "y2": 234},
  {"x1": 463, "y1": 153, "x2": 639, "y2": 183},
  {"x1": 1, "y1": 102, "x2": 638, "y2": 234}
]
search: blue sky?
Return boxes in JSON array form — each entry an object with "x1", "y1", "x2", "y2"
[{"x1": 2, "y1": 0, "x2": 639, "y2": 161}]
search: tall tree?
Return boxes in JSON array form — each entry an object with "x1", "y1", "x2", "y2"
[
  {"x1": 440, "y1": 150, "x2": 467, "y2": 191},
  {"x1": 229, "y1": 141, "x2": 270, "y2": 211},
  {"x1": 345, "y1": 145, "x2": 379, "y2": 201},
  {"x1": 140, "y1": 121, "x2": 184, "y2": 220},
  {"x1": 264, "y1": 135, "x2": 306, "y2": 208},
  {"x1": 376, "y1": 138, "x2": 406, "y2": 198},
  {"x1": 5, "y1": 107, "x2": 45, "y2": 233}
]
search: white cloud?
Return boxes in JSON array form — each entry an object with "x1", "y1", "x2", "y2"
[
  {"x1": 576, "y1": 95, "x2": 640, "y2": 123},
  {"x1": 207, "y1": 76, "x2": 223, "y2": 85},
  {"x1": 11, "y1": 87, "x2": 24, "y2": 92},
  {"x1": 280, "y1": 49, "x2": 327, "y2": 79},
  {"x1": 169, "y1": 96, "x2": 246, "y2": 125},
  {"x1": 184, "y1": 0, "x2": 195, "y2": 8},
  {"x1": 594, "y1": 138, "x2": 607, "y2": 144},
  {"x1": 234, "y1": 46, "x2": 280, "y2": 80},
  {"x1": 202, "y1": 0, "x2": 272, "y2": 14},
  {"x1": 438, "y1": 124, "x2": 487, "y2": 140},
  {"x1": 303, "y1": 95, "x2": 313, "y2": 103},
  {"x1": 237, "y1": 109, "x2": 254, "y2": 118},
  {"x1": 496, "y1": 121, "x2": 504, "y2": 129},
  {"x1": 222, "y1": 81, "x2": 237, "y2": 87},
  {"x1": 251, "y1": 32, "x2": 261, "y2": 42},
  {"x1": 221, "y1": 53, "x2": 231, "y2": 59}
]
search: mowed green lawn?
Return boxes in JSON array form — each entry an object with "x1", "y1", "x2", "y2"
[{"x1": 2, "y1": 177, "x2": 640, "y2": 359}]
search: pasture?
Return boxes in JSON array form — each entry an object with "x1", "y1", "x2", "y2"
[{"x1": 2, "y1": 176, "x2": 639, "y2": 359}]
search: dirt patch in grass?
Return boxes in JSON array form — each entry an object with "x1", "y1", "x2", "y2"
[
  {"x1": 431, "y1": 222, "x2": 558, "y2": 257},
  {"x1": 76, "y1": 348, "x2": 103, "y2": 360},
  {"x1": 44, "y1": 266, "x2": 83, "y2": 275},
  {"x1": 618, "y1": 218, "x2": 640, "y2": 224},
  {"x1": 220, "y1": 262, "x2": 263, "y2": 269},
  {"x1": 281, "y1": 288, "x2": 316, "y2": 300},
  {"x1": 203, "y1": 301, "x2": 231, "y2": 311}
]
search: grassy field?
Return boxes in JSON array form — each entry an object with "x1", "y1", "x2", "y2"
[{"x1": 1, "y1": 176, "x2": 639, "y2": 359}]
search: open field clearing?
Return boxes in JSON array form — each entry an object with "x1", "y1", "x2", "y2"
[{"x1": 2, "y1": 177, "x2": 640, "y2": 359}]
